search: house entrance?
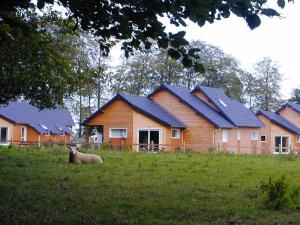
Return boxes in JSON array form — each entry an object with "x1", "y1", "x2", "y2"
[
  {"x1": 274, "y1": 136, "x2": 289, "y2": 154},
  {"x1": 0, "y1": 127, "x2": 8, "y2": 144},
  {"x1": 138, "y1": 129, "x2": 161, "y2": 151}
]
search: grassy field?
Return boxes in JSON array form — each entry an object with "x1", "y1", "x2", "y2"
[{"x1": 1, "y1": 147, "x2": 300, "y2": 225}]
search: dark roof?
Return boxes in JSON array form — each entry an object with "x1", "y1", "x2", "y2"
[
  {"x1": 277, "y1": 102, "x2": 300, "y2": 114},
  {"x1": 257, "y1": 110, "x2": 300, "y2": 134},
  {"x1": 83, "y1": 93, "x2": 187, "y2": 128},
  {"x1": 149, "y1": 84, "x2": 235, "y2": 128},
  {"x1": 192, "y1": 85, "x2": 264, "y2": 128},
  {"x1": 0, "y1": 102, "x2": 74, "y2": 134}
]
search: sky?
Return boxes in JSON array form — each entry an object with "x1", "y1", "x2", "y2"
[{"x1": 165, "y1": 1, "x2": 300, "y2": 99}]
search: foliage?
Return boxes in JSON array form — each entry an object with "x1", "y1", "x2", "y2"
[
  {"x1": 252, "y1": 57, "x2": 283, "y2": 111},
  {"x1": 1, "y1": 0, "x2": 289, "y2": 73},
  {"x1": 260, "y1": 176, "x2": 300, "y2": 210},
  {"x1": 289, "y1": 88, "x2": 300, "y2": 104},
  {"x1": 0, "y1": 11, "x2": 84, "y2": 108},
  {"x1": 111, "y1": 41, "x2": 244, "y2": 101}
]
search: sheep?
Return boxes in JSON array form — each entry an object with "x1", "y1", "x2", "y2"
[{"x1": 68, "y1": 146, "x2": 104, "y2": 164}]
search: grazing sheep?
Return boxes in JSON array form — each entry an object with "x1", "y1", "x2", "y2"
[{"x1": 68, "y1": 146, "x2": 103, "y2": 164}]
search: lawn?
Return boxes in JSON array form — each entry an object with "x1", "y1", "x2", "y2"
[{"x1": 1, "y1": 147, "x2": 300, "y2": 225}]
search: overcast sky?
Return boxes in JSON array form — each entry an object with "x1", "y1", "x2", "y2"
[{"x1": 173, "y1": 1, "x2": 300, "y2": 99}]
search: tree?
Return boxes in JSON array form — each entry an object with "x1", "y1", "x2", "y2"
[
  {"x1": 0, "y1": 0, "x2": 289, "y2": 108},
  {"x1": 252, "y1": 57, "x2": 283, "y2": 111},
  {"x1": 289, "y1": 88, "x2": 300, "y2": 104},
  {"x1": 241, "y1": 72, "x2": 257, "y2": 110}
]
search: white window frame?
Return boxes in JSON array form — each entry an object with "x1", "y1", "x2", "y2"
[
  {"x1": 236, "y1": 129, "x2": 241, "y2": 141},
  {"x1": 222, "y1": 129, "x2": 228, "y2": 143},
  {"x1": 109, "y1": 128, "x2": 128, "y2": 138},
  {"x1": 21, "y1": 127, "x2": 27, "y2": 142},
  {"x1": 297, "y1": 136, "x2": 300, "y2": 143},
  {"x1": 261, "y1": 135, "x2": 266, "y2": 142},
  {"x1": 251, "y1": 131, "x2": 258, "y2": 141},
  {"x1": 137, "y1": 128, "x2": 162, "y2": 145},
  {"x1": 171, "y1": 129, "x2": 180, "y2": 139}
]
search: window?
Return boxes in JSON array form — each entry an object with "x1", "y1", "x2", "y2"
[
  {"x1": 0, "y1": 127, "x2": 8, "y2": 143},
  {"x1": 171, "y1": 129, "x2": 180, "y2": 139},
  {"x1": 218, "y1": 99, "x2": 227, "y2": 107},
  {"x1": 297, "y1": 136, "x2": 300, "y2": 143},
  {"x1": 236, "y1": 129, "x2": 241, "y2": 141},
  {"x1": 109, "y1": 128, "x2": 127, "y2": 138},
  {"x1": 251, "y1": 131, "x2": 258, "y2": 140},
  {"x1": 60, "y1": 132, "x2": 65, "y2": 136},
  {"x1": 222, "y1": 129, "x2": 228, "y2": 142},
  {"x1": 40, "y1": 124, "x2": 48, "y2": 130},
  {"x1": 21, "y1": 127, "x2": 27, "y2": 142},
  {"x1": 261, "y1": 136, "x2": 266, "y2": 142}
]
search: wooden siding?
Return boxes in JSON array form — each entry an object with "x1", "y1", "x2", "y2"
[
  {"x1": 88, "y1": 99, "x2": 133, "y2": 147},
  {"x1": 151, "y1": 90, "x2": 216, "y2": 152},
  {"x1": 0, "y1": 117, "x2": 14, "y2": 142},
  {"x1": 278, "y1": 107, "x2": 300, "y2": 128},
  {"x1": 193, "y1": 91, "x2": 219, "y2": 111}
]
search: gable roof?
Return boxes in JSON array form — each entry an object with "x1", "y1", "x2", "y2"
[
  {"x1": 83, "y1": 93, "x2": 187, "y2": 128},
  {"x1": 277, "y1": 102, "x2": 300, "y2": 114},
  {"x1": 257, "y1": 110, "x2": 300, "y2": 134},
  {"x1": 192, "y1": 85, "x2": 264, "y2": 128},
  {"x1": 149, "y1": 84, "x2": 235, "y2": 128},
  {"x1": 0, "y1": 102, "x2": 74, "y2": 134}
]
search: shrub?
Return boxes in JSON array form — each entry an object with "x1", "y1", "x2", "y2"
[
  {"x1": 121, "y1": 144, "x2": 132, "y2": 152},
  {"x1": 260, "y1": 176, "x2": 300, "y2": 210}
]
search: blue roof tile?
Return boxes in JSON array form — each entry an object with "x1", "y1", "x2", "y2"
[
  {"x1": 84, "y1": 93, "x2": 187, "y2": 128},
  {"x1": 257, "y1": 110, "x2": 300, "y2": 134},
  {"x1": 149, "y1": 84, "x2": 235, "y2": 128},
  {"x1": 193, "y1": 85, "x2": 264, "y2": 128},
  {"x1": 0, "y1": 102, "x2": 74, "y2": 134}
]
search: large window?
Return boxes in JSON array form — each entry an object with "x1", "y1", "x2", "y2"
[
  {"x1": 222, "y1": 129, "x2": 228, "y2": 143},
  {"x1": 109, "y1": 128, "x2": 127, "y2": 138},
  {"x1": 251, "y1": 131, "x2": 258, "y2": 140},
  {"x1": 297, "y1": 136, "x2": 300, "y2": 143},
  {"x1": 171, "y1": 129, "x2": 180, "y2": 139}
]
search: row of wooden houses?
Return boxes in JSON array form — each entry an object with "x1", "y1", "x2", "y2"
[
  {"x1": 83, "y1": 84, "x2": 300, "y2": 154},
  {"x1": 1, "y1": 84, "x2": 300, "y2": 154}
]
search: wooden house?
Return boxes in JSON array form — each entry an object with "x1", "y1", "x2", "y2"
[
  {"x1": 0, "y1": 102, "x2": 74, "y2": 145},
  {"x1": 256, "y1": 110, "x2": 300, "y2": 154},
  {"x1": 84, "y1": 84, "x2": 264, "y2": 153},
  {"x1": 83, "y1": 93, "x2": 186, "y2": 151}
]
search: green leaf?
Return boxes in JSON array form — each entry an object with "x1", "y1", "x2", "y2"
[
  {"x1": 182, "y1": 56, "x2": 193, "y2": 68},
  {"x1": 167, "y1": 48, "x2": 181, "y2": 60},
  {"x1": 277, "y1": 0, "x2": 285, "y2": 8},
  {"x1": 194, "y1": 63, "x2": 205, "y2": 73},
  {"x1": 246, "y1": 14, "x2": 261, "y2": 30},
  {"x1": 261, "y1": 8, "x2": 280, "y2": 17}
]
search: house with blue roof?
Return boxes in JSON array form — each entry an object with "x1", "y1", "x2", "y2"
[
  {"x1": 0, "y1": 102, "x2": 74, "y2": 145},
  {"x1": 256, "y1": 110, "x2": 300, "y2": 154},
  {"x1": 256, "y1": 103, "x2": 300, "y2": 154},
  {"x1": 84, "y1": 84, "x2": 265, "y2": 153}
]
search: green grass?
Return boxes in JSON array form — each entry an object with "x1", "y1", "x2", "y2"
[{"x1": 1, "y1": 146, "x2": 300, "y2": 225}]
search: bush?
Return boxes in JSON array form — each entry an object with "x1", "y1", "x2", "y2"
[{"x1": 260, "y1": 176, "x2": 300, "y2": 210}]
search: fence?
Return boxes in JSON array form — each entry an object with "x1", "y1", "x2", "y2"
[{"x1": 1, "y1": 140, "x2": 299, "y2": 155}]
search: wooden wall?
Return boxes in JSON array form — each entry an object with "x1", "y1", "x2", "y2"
[
  {"x1": 278, "y1": 107, "x2": 300, "y2": 128},
  {"x1": 151, "y1": 90, "x2": 216, "y2": 152},
  {"x1": 193, "y1": 91, "x2": 219, "y2": 111}
]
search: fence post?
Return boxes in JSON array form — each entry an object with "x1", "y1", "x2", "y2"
[
  {"x1": 121, "y1": 140, "x2": 124, "y2": 151},
  {"x1": 183, "y1": 141, "x2": 186, "y2": 153},
  {"x1": 38, "y1": 136, "x2": 41, "y2": 148}
]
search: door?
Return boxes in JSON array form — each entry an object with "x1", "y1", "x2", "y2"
[
  {"x1": 138, "y1": 129, "x2": 161, "y2": 151},
  {"x1": 0, "y1": 127, "x2": 8, "y2": 144},
  {"x1": 274, "y1": 136, "x2": 289, "y2": 154}
]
